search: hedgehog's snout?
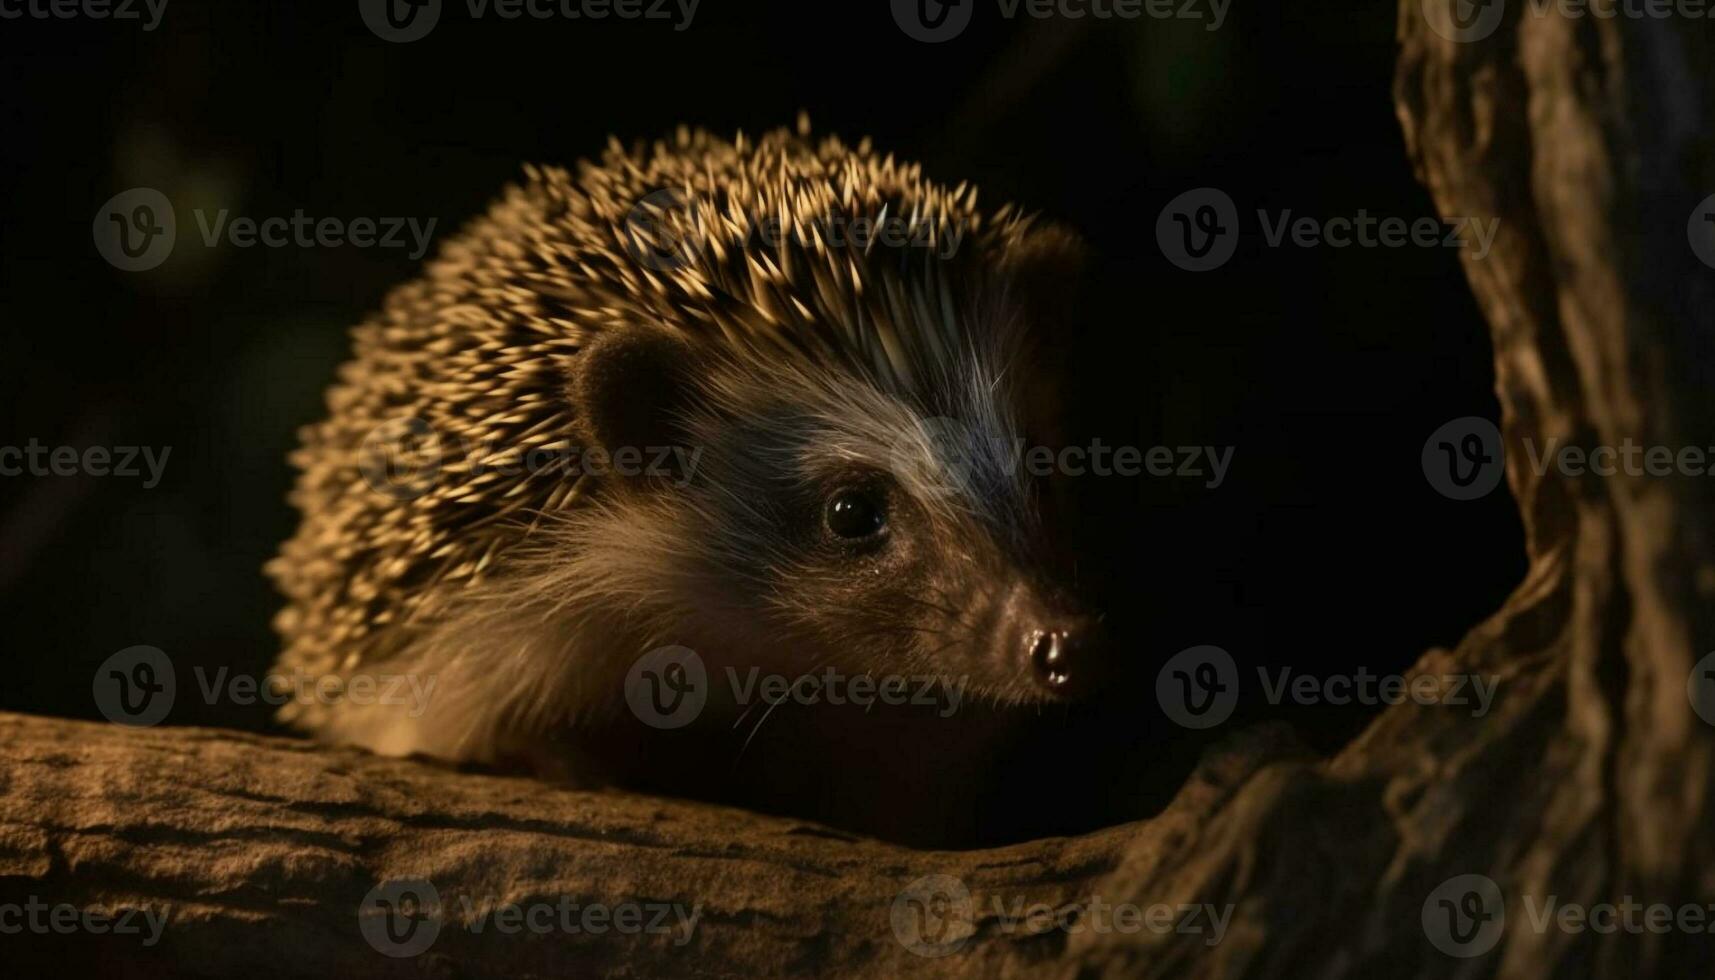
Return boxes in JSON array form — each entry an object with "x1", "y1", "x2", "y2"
[
  {"x1": 1002, "y1": 579, "x2": 1103, "y2": 700},
  {"x1": 1026, "y1": 620, "x2": 1101, "y2": 699}
]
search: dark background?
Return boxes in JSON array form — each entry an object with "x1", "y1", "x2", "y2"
[{"x1": 0, "y1": 0, "x2": 1523, "y2": 840}]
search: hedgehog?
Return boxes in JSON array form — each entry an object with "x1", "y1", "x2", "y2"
[{"x1": 267, "y1": 118, "x2": 1103, "y2": 843}]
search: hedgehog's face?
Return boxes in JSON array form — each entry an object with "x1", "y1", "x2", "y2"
[
  {"x1": 570, "y1": 326, "x2": 1103, "y2": 707},
  {"x1": 688, "y1": 393, "x2": 1103, "y2": 707}
]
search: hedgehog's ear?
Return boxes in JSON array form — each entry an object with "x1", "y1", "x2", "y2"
[
  {"x1": 1000, "y1": 222, "x2": 1088, "y2": 331},
  {"x1": 570, "y1": 328, "x2": 696, "y2": 463},
  {"x1": 998, "y1": 223, "x2": 1087, "y2": 443}
]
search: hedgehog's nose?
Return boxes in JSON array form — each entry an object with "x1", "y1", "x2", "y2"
[{"x1": 1027, "y1": 620, "x2": 1101, "y2": 699}]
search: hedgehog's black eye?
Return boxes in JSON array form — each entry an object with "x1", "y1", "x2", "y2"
[{"x1": 825, "y1": 489, "x2": 886, "y2": 540}]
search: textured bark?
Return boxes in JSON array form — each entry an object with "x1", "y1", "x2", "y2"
[
  {"x1": 1388, "y1": 1, "x2": 1715, "y2": 974},
  {"x1": 4, "y1": 3, "x2": 1713, "y2": 977},
  {"x1": 0, "y1": 711, "x2": 1301, "y2": 978}
]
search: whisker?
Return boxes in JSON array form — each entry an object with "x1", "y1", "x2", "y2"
[
  {"x1": 731, "y1": 654, "x2": 835, "y2": 768},
  {"x1": 737, "y1": 693, "x2": 788, "y2": 759}
]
